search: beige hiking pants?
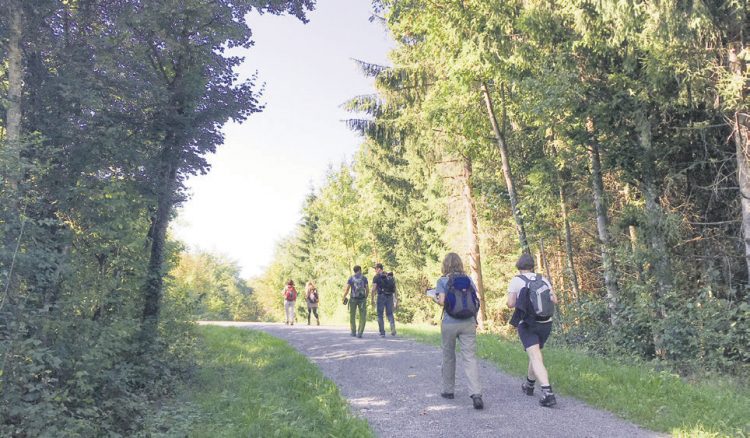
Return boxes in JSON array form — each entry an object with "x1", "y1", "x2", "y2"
[{"x1": 441, "y1": 318, "x2": 481, "y2": 396}]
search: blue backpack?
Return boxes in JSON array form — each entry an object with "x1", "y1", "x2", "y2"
[{"x1": 444, "y1": 274, "x2": 480, "y2": 319}]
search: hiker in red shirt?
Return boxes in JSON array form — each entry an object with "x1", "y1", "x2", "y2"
[{"x1": 282, "y1": 280, "x2": 298, "y2": 325}]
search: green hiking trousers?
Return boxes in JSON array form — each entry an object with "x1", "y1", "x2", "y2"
[{"x1": 349, "y1": 298, "x2": 367, "y2": 336}]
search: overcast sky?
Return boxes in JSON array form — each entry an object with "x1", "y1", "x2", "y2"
[{"x1": 171, "y1": 0, "x2": 395, "y2": 278}]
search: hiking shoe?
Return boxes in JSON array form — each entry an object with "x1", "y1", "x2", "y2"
[
  {"x1": 350, "y1": 333, "x2": 356, "y2": 337},
  {"x1": 316, "y1": 320, "x2": 320, "y2": 326},
  {"x1": 357, "y1": 333, "x2": 363, "y2": 338},
  {"x1": 440, "y1": 393, "x2": 454, "y2": 399},
  {"x1": 521, "y1": 381, "x2": 535, "y2": 396},
  {"x1": 471, "y1": 394, "x2": 484, "y2": 410},
  {"x1": 539, "y1": 392, "x2": 557, "y2": 408},
  {"x1": 380, "y1": 333, "x2": 385, "y2": 338},
  {"x1": 391, "y1": 330, "x2": 397, "y2": 336}
]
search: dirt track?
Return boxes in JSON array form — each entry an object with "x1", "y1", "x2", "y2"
[{"x1": 205, "y1": 322, "x2": 661, "y2": 438}]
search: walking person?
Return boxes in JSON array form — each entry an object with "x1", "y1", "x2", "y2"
[
  {"x1": 508, "y1": 253, "x2": 558, "y2": 407},
  {"x1": 371, "y1": 263, "x2": 398, "y2": 337},
  {"x1": 305, "y1": 281, "x2": 320, "y2": 326},
  {"x1": 342, "y1": 265, "x2": 369, "y2": 338},
  {"x1": 432, "y1": 252, "x2": 483, "y2": 409},
  {"x1": 281, "y1": 280, "x2": 298, "y2": 325}
]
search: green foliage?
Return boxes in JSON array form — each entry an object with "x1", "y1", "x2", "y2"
[
  {"x1": 0, "y1": 0, "x2": 314, "y2": 435},
  {"x1": 254, "y1": 0, "x2": 750, "y2": 383},
  {"x1": 144, "y1": 326, "x2": 374, "y2": 437},
  {"x1": 168, "y1": 251, "x2": 263, "y2": 321}
]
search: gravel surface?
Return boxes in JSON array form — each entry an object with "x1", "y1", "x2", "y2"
[{"x1": 205, "y1": 322, "x2": 662, "y2": 438}]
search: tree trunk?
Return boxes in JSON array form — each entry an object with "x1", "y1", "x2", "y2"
[
  {"x1": 734, "y1": 113, "x2": 750, "y2": 277},
  {"x1": 2, "y1": 1, "x2": 24, "y2": 301},
  {"x1": 481, "y1": 81, "x2": 529, "y2": 253},
  {"x1": 587, "y1": 118, "x2": 620, "y2": 325},
  {"x1": 637, "y1": 112, "x2": 672, "y2": 360},
  {"x1": 729, "y1": 43, "x2": 750, "y2": 278},
  {"x1": 539, "y1": 238, "x2": 551, "y2": 279},
  {"x1": 558, "y1": 177, "x2": 580, "y2": 301},
  {"x1": 628, "y1": 224, "x2": 643, "y2": 281},
  {"x1": 461, "y1": 156, "x2": 487, "y2": 326},
  {"x1": 141, "y1": 149, "x2": 178, "y2": 345},
  {"x1": 6, "y1": 2, "x2": 23, "y2": 153}
]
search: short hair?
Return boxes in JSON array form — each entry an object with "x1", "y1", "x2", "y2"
[
  {"x1": 516, "y1": 253, "x2": 535, "y2": 271},
  {"x1": 441, "y1": 252, "x2": 465, "y2": 276},
  {"x1": 353, "y1": 265, "x2": 362, "y2": 273},
  {"x1": 286, "y1": 279, "x2": 295, "y2": 286},
  {"x1": 374, "y1": 263, "x2": 383, "y2": 269}
]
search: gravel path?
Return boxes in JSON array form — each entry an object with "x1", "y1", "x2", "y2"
[{"x1": 205, "y1": 322, "x2": 661, "y2": 438}]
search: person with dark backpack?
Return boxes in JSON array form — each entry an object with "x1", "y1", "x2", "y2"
[
  {"x1": 508, "y1": 253, "x2": 559, "y2": 407},
  {"x1": 432, "y1": 252, "x2": 483, "y2": 409},
  {"x1": 371, "y1": 263, "x2": 398, "y2": 337},
  {"x1": 342, "y1": 265, "x2": 369, "y2": 338},
  {"x1": 305, "y1": 281, "x2": 320, "y2": 326},
  {"x1": 281, "y1": 280, "x2": 298, "y2": 325}
]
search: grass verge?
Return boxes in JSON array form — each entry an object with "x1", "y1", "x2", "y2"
[
  {"x1": 144, "y1": 325, "x2": 373, "y2": 437},
  {"x1": 399, "y1": 324, "x2": 749, "y2": 438}
]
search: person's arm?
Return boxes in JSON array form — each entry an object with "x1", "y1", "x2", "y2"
[
  {"x1": 342, "y1": 282, "x2": 350, "y2": 301},
  {"x1": 371, "y1": 277, "x2": 377, "y2": 306},
  {"x1": 507, "y1": 278, "x2": 519, "y2": 308},
  {"x1": 435, "y1": 277, "x2": 446, "y2": 305}
]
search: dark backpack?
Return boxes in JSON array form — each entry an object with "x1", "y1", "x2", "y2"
[
  {"x1": 443, "y1": 274, "x2": 480, "y2": 319},
  {"x1": 308, "y1": 289, "x2": 318, "y2": 303},
  {"x1": 379, "y1": 273, "x2": 396, "y2": 295},
  {"x1": 518, "y1": 274, "x2": 554, "y2": 319},
  {"x1": 351, "y1": 275, "x2": 367, "y2": 299}
]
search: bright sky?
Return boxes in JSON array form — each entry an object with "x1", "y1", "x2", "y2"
[{"x1": 172, "y1": 0, "x2": 394, "y2": 279}]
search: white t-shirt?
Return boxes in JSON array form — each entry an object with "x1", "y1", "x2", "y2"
[{"x1": 508, "y1": 273, "x2": 553, "y2": 323}]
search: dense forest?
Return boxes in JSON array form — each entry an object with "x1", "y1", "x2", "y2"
[
  {"x1": 1, "y1": 0, "x2": 748, "y2": 435},
  {"x1": 254, "y1": 0, "x2": 749, "y2": 380},
  {"x1": 0, "y1": 0, "x2": 313, "y2": 435}
]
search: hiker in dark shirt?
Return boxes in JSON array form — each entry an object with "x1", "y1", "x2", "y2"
[
  {"x1": 508, "y1": 253, "x2": 558, "y2": 407},
  {"x1": 371, "y1": 263, "x2": 398, "y2": 337},
  {"x1": 305, "y1": 281, "x2": 320, "y2": 326},
  {"x1": 342, "y1": 265, "x2": 369, "y2": 338}
]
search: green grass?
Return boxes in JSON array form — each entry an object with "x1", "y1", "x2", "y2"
[
  {"x1": 399, "y1": 324, "x2": 750, "y2": 438},
  {"x1": 146, "y1": 325, "x2": 373, "y2": 438}
]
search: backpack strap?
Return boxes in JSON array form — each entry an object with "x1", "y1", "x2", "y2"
[{"x1": 515, "y1": 274, "x2": 532, "y2": 287}]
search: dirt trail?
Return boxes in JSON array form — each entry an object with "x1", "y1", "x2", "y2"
[{"x1": 206, "y1": 322, "x2": 661, "y2": 438}]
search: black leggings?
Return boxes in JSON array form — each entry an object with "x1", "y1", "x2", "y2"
[{"x1": 307, "y1": 307, "x2": 319, "y2": 323}]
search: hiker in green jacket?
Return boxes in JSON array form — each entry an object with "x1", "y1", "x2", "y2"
[{"x1": 342, "y1": 265, "x2": 369, "y2": 338}]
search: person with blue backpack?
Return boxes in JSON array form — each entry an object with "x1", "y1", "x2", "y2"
[
  {"x1": 508, "y1": 253, "x2": 559, "y2": 407},
  {"x1": 371, "y1": 263, "x2": 398, "y2": 337},
  {"x1": 342, "y1": 265, "x2": 369, "y2": 338},
  {"x1": 433, "y1": 252, "x2": 483, "y2": 410}
]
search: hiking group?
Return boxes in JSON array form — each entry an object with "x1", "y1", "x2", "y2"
[
  {"x1": 281, "y1": 280, "x2": 320, "y2": 326},
  {"x1": 281, "y1": 251, "x2": 558, "y2": 410}
]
